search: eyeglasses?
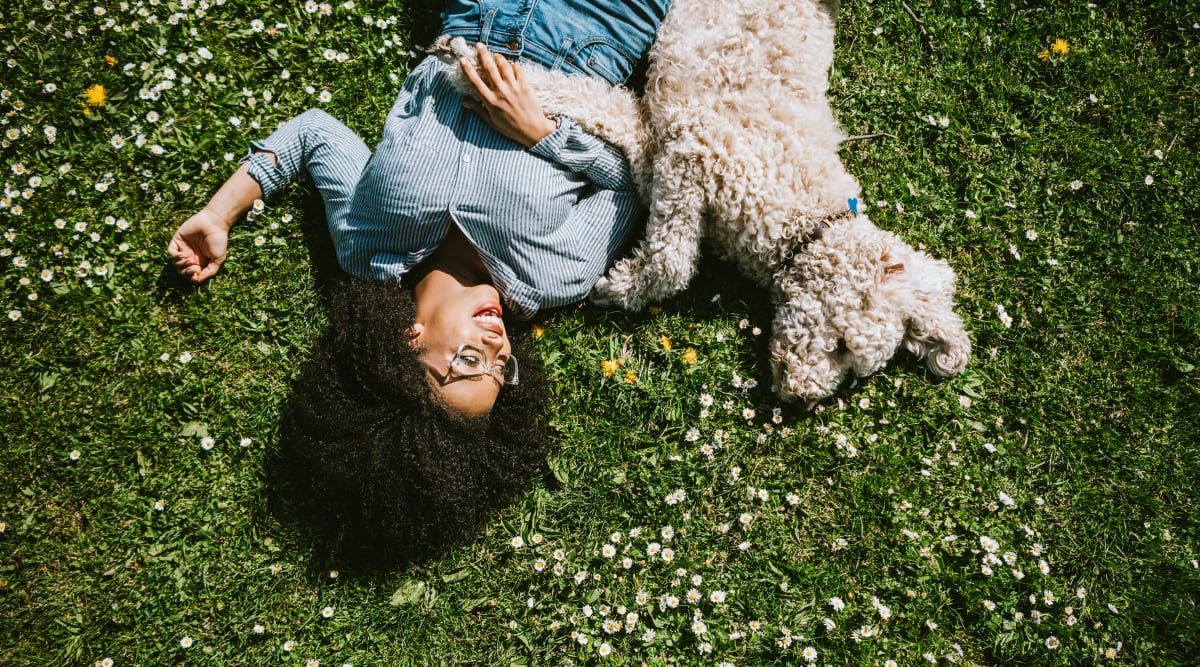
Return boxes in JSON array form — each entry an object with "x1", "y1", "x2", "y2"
[{"x1": 441, "y1": 343, "x2": 519, "y2": 386}]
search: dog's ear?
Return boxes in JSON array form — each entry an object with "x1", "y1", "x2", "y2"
[
  {"x1": 904, "y1": 307, "x2": 971, "y2": 377},
  {"x1": 840, "y1": 304, "x2": 907, "y2": 378},
  {"x1": 770, "y1": 333, "x2": 848, "y2": 403},
  {"x1": 769, "y1": 292, "x2": 850, "y2": 403}
]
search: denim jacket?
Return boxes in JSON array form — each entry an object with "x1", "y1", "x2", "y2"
[{"x1": 440, "y1": 0, "x2": 672, "y2": 86}]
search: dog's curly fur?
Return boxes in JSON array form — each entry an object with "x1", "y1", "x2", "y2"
[
  {"x1": 435, "y1": 0, "x2": 970, "y2": 404},
  {"x1": 590, "y1": 0, "x2": 971, "y2": 403}
]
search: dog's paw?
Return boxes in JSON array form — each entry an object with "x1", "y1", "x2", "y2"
[
  {"x1": 590, "y1": 272, "x2": 643, "y2": 310},
  {"x1": 926, "y1": 331, "x2": 971, "y2": 377},
  {"x1": 426, "y1": 35, "x2": 473, "y2": 65},
  {"x1": 589, "y1": 275, "x2": 625, "y2": 307},
  {"x1": 426, "y1": 35, "x2": 480, "y2": 99}
]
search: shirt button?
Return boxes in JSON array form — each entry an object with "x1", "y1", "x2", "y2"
[
  {"x1": 508, "y1": 40, "x2": 520, "y2": 50},
  {"x1": 462, "y1": 154, "x2": 471, "y2": 163}
]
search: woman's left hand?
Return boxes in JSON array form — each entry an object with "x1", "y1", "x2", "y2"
[{"x1": 461, "y1": 42, "x2": 558, "y2": 148}]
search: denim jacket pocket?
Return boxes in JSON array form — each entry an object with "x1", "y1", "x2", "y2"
[{"x1": 564, "y1": 38, "x2": 637, "y2": 85}]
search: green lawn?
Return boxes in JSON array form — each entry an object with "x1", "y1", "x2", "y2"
[{"x1": 2, "y1": 0, "x2": 1198, "y2": 665}]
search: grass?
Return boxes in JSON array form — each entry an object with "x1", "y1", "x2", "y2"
[{"x1": 2, "y1": 0, "x2": 1198, "y2": 665}]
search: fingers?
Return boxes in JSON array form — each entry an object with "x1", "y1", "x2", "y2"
[
  {"x1": 477, "y1": 41, "x2": 505, "y2": 89},
  {"x1": 181, "y1": 255, "x2": 222, "y2": 283},
  {"x1": 173, "y1": 250, "x2": 204, "y2": 281},
  {"x1": 460, "y1": 56, "x2": 498, "y2": 106},
  {"x1": 173, "y1": 251, "x2": 202, "y2": 281},
  {"x1": 192, "y1": 260, "x2": 222, "y2": 283},
  {"x1": 168, "y1": 232, "x2": 222, "y2": 282},
  {"x1": 491, "y1": 50, "x2": 516, "y2": 83},
  {"x1": 509, "y1": 56, "x2": 524, "y2": 85},
  {"x1": 458, "y1": 43, "x2": 551, "y2": 147},
  {"x1": 168, "y1": 236, "x2": 196, "y2": 269},
  {"x1": 462, "y1": 43, "x2": 519, "y2": 110}
]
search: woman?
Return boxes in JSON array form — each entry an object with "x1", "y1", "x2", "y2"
[{"x1": 168, "y1": 1, "x2": 671, "y2": 561}]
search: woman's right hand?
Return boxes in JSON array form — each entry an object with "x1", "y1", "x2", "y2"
[
  {"x1": 461, "y1": 42, "x2": 558, "y2": 148},
  {"x1": 168, "y1": 209, "x2": 230, "y2": 283}
]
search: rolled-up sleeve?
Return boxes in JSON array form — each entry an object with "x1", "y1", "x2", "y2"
[
  {"x1": 527, "y1": 184, "x2": 644, "y2": 308},
  {"x1": 528, "y1": 115, "x2": 637, "y2": 192}
]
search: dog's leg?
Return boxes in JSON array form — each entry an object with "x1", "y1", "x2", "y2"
[{"x1": 590, "y1": 177, "x2": 706, "y2": 310}]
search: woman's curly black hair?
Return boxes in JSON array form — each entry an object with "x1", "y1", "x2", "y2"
[{"x1": 280, "y1": 276, "x2": 555, "y2": 564}]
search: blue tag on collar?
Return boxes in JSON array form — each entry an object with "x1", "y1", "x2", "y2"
[{"x1": 848, "y1": 198, "x2": 859, "y2": 216}]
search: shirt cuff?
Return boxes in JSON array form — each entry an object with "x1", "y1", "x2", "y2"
[
  {"x1": 242, "y1": 150, "x2": 287, "y2": 200},
  {"x1": 528, "y1": 114, "x2": 572, "y2": 160}
]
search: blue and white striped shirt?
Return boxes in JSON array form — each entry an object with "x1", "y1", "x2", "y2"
[{"x1": 246, "y1": 56, "x2": 643, "y2": 319}]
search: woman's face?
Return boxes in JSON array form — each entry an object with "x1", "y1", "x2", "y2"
[{"x1": 412, "y1": 269, "x2": 513, "y2": 416}]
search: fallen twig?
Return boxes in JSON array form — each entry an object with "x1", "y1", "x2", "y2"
[
  {"x1": 843, "y1": 132, "x2": 897, "y2": 143},
  {"x1": 902, "y1": 2, "x2": 936, "y2": 53},
  {"x1": 619, "y1": 333, "x2": 634, "y2": 359}
]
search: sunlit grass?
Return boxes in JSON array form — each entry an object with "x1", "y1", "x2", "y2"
[{"x1": 2, "y1": 1, "x2": 1198, "y2": 665}]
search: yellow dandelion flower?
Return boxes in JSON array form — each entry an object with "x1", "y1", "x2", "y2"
[
  {"x1": 682, "y1": 347, "x2": 697, "y2": 365},
  {"x1": 104, "y1": 55, "x2": 118, "y2": 66},
  {"x1": 659, "y1": 336, "x2": 672, "y2": 351},
  {"x1": 84, "y1": 84, "x2": 107, "y2": 107},
  {"x1": 648, "y1": 306, "x2": 663, "y2": 315},
  {"x1": 601, "y1": 359, "x2": 622, "y2": 378},
  {"x1": 1037, "y1": 49, "x2": 1049, "y2": 62},
  {"x1": 623, "y1": 370, "x2": 637, "y2": 384},
  {"x1": 1051, "y1": 39, "x2": 1069, "y2": 55},
  {"x1": 532, "y1": 324, "x2": 544, "y2": 339}
]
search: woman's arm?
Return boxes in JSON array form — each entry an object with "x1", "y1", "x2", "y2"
[
  {"x1": 460, "y1": 42, "x2": 558, "y2": 148},
  {"x1": 529, "y1": 117, "x2": 637, "y2": 193},
  {"x1": 459, "y1": 42, "x2": 636, "y2": 192},
  {"x1": 168, "y1": 109, "x2": 371, "y2": 283},
  {"x1": 168, "y1": 159, "x2": 267, "y2": 283}
]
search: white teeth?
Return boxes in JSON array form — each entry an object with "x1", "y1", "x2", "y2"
[{"x1": 473, "y1": 314, "x2": 501, "y2": 324}]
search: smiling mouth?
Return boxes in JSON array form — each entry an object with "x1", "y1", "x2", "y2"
[{"x1": 472, "y1": 303, "x2": 504, "y2": 334}]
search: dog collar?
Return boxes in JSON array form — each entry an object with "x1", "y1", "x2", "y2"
[{"x1": 780, "y1": 208, "x2": 857, "y2": 265}]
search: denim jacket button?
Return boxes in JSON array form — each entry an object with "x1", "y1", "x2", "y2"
[
  {"x1": 588, "y1": 58, "x2": 595, "y2": 66},
  {"x1": 565, "y1": 55, "x2": 574, "y2": 63},
  {"x1": 508, "y1": 40, "x2": 520, "y2": 50}
]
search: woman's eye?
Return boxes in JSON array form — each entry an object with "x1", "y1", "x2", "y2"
[{"x1": 459, "y1": 354, "x2": 483, "y2": 367}]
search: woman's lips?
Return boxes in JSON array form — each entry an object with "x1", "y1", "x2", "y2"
[
  {"x1": 473, "y1": 303, "x2": 502, "y2": 318},
  {"x1": 472, "y1": 303, "x2": 504, "y2": 334}
]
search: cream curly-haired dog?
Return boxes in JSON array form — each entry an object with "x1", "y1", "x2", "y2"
[{"x1": 432, "y1": 0, "x2": 971, "y2": 404}]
